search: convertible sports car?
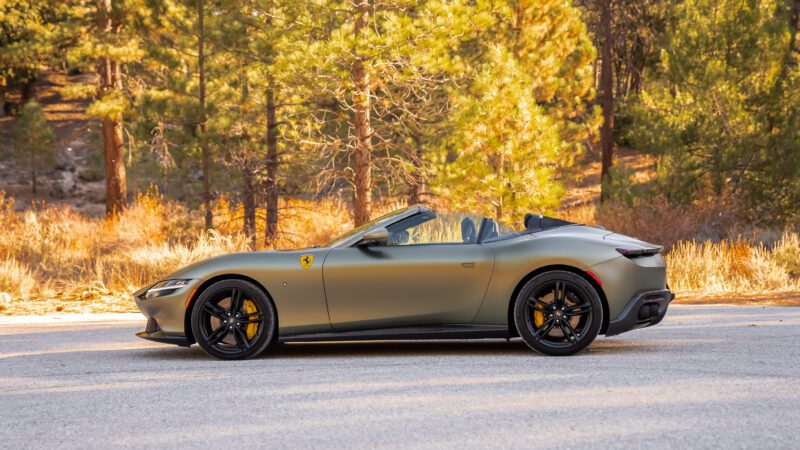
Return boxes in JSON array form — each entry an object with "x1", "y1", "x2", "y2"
[{"x1": 134, "y1": 205, "x2": 674, "y2": 359}]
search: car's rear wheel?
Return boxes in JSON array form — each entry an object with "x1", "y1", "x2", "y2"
[
  {"x1": 514, "y1": 271, "x2": 602, "y2": 356},
  {"x1": 190, "y1": 279, "x2": 276, "y2": 360}
]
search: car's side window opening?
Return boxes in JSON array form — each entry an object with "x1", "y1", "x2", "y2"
[{"x1": 386, "y1": 211, "x2": 483, "y2": 245}]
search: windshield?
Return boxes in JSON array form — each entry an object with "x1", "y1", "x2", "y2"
[{"x1": 325, "y1": 207, "x2": 410, "y2": 247}]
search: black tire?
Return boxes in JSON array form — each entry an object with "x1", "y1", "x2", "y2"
[
  {"x1": 514, "y1": 270, "x2": 602, "y2": 356},
  {"x1": 190, "y1": 279, "x2": 277, "y2": 360}
]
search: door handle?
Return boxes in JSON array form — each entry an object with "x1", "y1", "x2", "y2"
[{"x1": 461, "y1": 262, "x2": 476, "y2": 268}]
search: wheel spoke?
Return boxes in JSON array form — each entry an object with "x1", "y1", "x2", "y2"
[
  {"x1": 564, "y1": 304, "x2": 592, "y2": 317},
  {"x1": 558, "y1": 320, "x2": 578, "y2": 342},
  {"x1": 238, "y1": 312, "x2": 262, "y2": 320},
  {"x1": 566, "y1": 300, "x2": 591, "y2": 310},
  {"x1": 560, "y1": 320, "x2": 579, "y2": 342},
  {"x1": 532, "y1": 318, "x2": 555, "y2": 340},
  {"x1": 203, "y1": 302, "x2": 227, "y2": 320},
  {"x1": 554, "y1": 282, "x2": 568, "y2": 308},
  {"x1": 229, "y1": 289, "x2": 242, "y2": 315},
  {"x1": 526, "y1": 297, "x2": 549, "y2": 312},
  {"x1": 207, "y1": 324, "x2": 228, "y2": 345},
  {"x1": 232, "y1": 326, "x2": 248, "y2": 350},
  {"x1": 552, "y1": 282, "x2": 560, "y2": 308}
]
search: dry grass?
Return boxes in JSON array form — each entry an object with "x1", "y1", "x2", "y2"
[
  {"x1": 1, "y1": 190, "x2": 798, "y2": 315},
  {"x1": 0, "y1": 190, "x2": 363, "y2": 315},
  {"x1": 666, "y1": 237, "x2": 800, "y2": 298},
  {"x1": 562, "y1": 197, "x2": 800, "y2": 303}
]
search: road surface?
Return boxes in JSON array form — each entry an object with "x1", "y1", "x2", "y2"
[{"x1": 1, "y1": 305, "x2": 798, "y2": 449}]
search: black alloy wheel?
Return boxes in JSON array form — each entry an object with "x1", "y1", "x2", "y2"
[
  {"x1": 514, "y1": 270, "x2": 603, "y2": 356},
  {"x1": 191, "y1": 279, "x2": 276, "y2": 360}
]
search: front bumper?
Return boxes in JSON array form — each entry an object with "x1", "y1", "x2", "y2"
[
  {"x1": 605, "y1": 289, "x2": 674, "y2": 336},
  {"x1": 134, "y1": 280, "x2": 201, "y2": 345},
  {"x1": 136, "y1": 317, "x2": 191, "y2": 346}
]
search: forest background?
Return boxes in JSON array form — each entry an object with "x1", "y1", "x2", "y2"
[{"x1": 1, "y1": 0, "x2": 800, "y2": 314}]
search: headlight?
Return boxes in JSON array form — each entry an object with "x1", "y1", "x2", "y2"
[{"x1": 142, "y1": 279, "x2": 192, "y2": 300}]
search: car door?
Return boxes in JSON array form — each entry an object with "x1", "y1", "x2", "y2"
[{"x1": 322, "y1": 212, "x2": 495, "y2": 331}]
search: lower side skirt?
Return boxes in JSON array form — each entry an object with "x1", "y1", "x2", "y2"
[{"x1": 279, "y1": 324, "x2": 510, "y2": 343}]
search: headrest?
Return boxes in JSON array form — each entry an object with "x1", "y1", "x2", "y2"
[
  {"x1": 524, "y1": 213, "x2": 543, "y2": 231},
  {"x1": 461, "y1": 218, "x2": 477, "y2": 243}
]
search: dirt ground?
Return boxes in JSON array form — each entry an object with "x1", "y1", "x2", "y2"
[
  {"x1": 0, "y1": 71, "x2": 106, "y2": 216},
  {"x1": 673, "y1": 291, "x2": 800, "y2": 307}
]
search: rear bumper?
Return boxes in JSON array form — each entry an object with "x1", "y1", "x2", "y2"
[
  {"x1": 136, "y1": 317, "x2": 191, "y2": 347},
  {"x1": 605, "y1": 289, "x2": 674, "y2": 336}
]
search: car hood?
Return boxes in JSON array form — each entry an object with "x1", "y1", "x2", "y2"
[{"x1": 159, "y1": 247, "x2": 329, "y2": 281}]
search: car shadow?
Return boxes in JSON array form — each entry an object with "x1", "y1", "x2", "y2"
[{"x1": 138, "y1": 338, "x2": 651, "y2": 361}]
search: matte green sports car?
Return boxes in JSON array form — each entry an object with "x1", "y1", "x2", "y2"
[{"x1": 134, "y1": 205, "x2": 674, "y2": 359}]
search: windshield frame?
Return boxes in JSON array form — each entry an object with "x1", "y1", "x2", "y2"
[{"x1": 325, "y1": 206, "x2": 417, "y2": 247}]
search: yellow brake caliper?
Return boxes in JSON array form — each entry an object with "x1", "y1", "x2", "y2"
[
  {"x1": 244, "y1": 300, "x2": 259, "y2": 340},
  {"x1": 534, "y1": 307, "x2": 545, "y2": 327},
  {"x1": 533, "y1": 296, "x2": 547, "y2": 327}
]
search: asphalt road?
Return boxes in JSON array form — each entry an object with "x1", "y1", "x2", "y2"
[{"x1": 0, "y1": 305, "x2": 799, "y2": 449}]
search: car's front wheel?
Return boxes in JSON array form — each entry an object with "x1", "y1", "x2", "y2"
[
  {"x1": 190, "y1": 279, "x2": 277, "y2": 360},
  {"x1": 514, "y1": 271, "x2": 602, "y2": 356}
]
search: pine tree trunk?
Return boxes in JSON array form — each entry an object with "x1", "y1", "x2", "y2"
[
  {"x1": 265, "y1": 87, "x2": 279, "y2": 247},
  {"x1": 352, "y1": 0, "x2": 372, "y2": 226},
  {"x1": 101, "y1": 116, "x2": 126, "y2": 214},
  {"x1": 21, "y1": 80, "x2": 35, "y2": 103},
  {"x1": 238, "y1": 73, "x2": 256, "y2": 250},
  {"x1": 629, "y1": 38, "x2": 647, "y2": 95},
  {"x1": 198, "y1": 0, "x2": 212, "y2": 229},
  {"x1": 599, "y1": 0, "x2": 614, "y2": 204},
  {"x1": 242, "y1": 160, "x2": 256, "y2": 249},
  {"x1": 408, "y1": 136, "x2": 427, "y2": 205},
  {"x1": 96, "y1": 0, "x2": 127, "y2": 217},
  {"x1": 494, "y1": 152, "x2": 504, "y2": 221}
]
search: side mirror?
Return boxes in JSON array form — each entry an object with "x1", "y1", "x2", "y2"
[{"x1": 359, "y1": 227, "x2": 390, "y2": 246}]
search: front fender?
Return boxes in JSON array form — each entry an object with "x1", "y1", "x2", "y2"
[{"x1": 137, "y1": 249, "x2": 332, "y2": 336}]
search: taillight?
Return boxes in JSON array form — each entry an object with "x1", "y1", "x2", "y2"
[{"x1": 616, "y1": 246, "x2": 663, "y2": 258}]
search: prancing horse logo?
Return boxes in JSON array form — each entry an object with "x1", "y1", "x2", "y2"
[{"x1": 300, "y1": 254, "x2": 314, "y2": 270}]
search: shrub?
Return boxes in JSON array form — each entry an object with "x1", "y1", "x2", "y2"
[{"x1": 10, "y1": 101, "x2": 55, "y2": 194}]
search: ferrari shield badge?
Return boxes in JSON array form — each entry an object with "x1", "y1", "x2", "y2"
[{"x1": 300, "y1": 254, "x2": 314, "y2": 270}]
